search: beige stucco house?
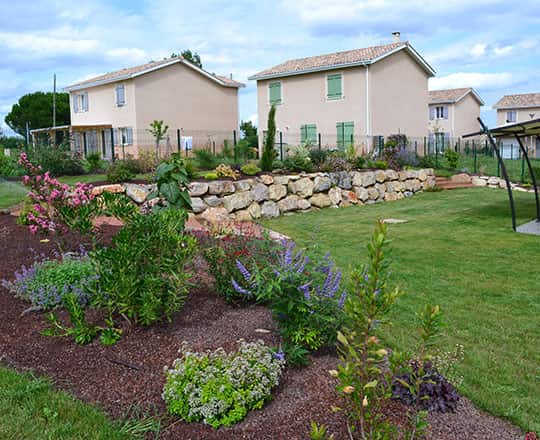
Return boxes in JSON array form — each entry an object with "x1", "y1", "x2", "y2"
[
  {"x1": 493, "y1": 93, "x2": 540, "y2": 159},
  {"x1": 62, "y1": 56, "x2": 243, "y2": 158},
  {"x1": 248, "y1": 36, "x2": 435, "y2": 154},
  {"x1": 428, "y1": 88, "x2": 484, "y2": 147}
]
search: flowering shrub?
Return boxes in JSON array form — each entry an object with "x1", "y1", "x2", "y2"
[
  {"x1": 163, "y1": 340, "x2": 285, "y2": 428},
  {"x1": 232, "y1": 240, "x2": 346, "y2": 363},
  {"x1": 2, "y1": 251, "x2": 96, "y2": 309}
]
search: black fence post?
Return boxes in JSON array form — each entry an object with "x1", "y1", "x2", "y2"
[
  {"x1": 212, "y1": 140, "x2": 216, "y2": 155},
  {"x1": 110, "y1": 128, "x2": 115, "y2": 162},
  {"x1": 177, "y1": 128, "x2": 181, "y2": 154},
  {"x1": 473, "y1": 140, "x2": 477, "y2": 174},
  {"x1": 279, "y1": 131, "x2": 283, "y2": 161},
  {"x1": 350, "y1": 133, "x2": 354, "y2": 147},
  {"x1": 521, "y1": 154, "x2": 525, "y2": 182},
  {"x1": 318, "y1": 133, "x2": 321, "y2": 151},
  {"x1": 82, "y1": 131, "x2": 88, "y2": 158},
  {"x1": 101, "y1": 130, "x2": 106, "y2": 158},
  {"x1": 414, "y1": 140, "x2": 418, "y2": 155},
  {"x1": 497, "y1": 157, "x2": 501, "y2": 177},
  {"x1": 423, "y1": 137, "x2": 426, "y2": 156},
  {"x1": 233, "y1": 129, "x2": 237, "y2": 162}
]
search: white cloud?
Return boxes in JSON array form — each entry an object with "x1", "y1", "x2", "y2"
[
  {"x1": 493, "y1": 44, "x2": 514, "y2": 57},
  {"x1": 247, "y1": 113, "x2": 258, "y2": 127},
  {"x1": 105, "y1": 48, "x2": 149, "y2": 63},
  {"x1": 0, "y1": 32, "x2": 99, "y2": 57},
  {"x1": 429, "y1": 72, "x2": 516, "y2": 90},
  {"x1": 470, "y1": 43, "x2": 487, "y2": 58}
]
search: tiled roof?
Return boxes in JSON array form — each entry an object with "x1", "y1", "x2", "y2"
[
  {"x1": 429, "y1": 88, "x2": 484, "y2": 105},
  {"x1": 249, "y1": 41, "x2": 434, "y2": 80},
  {"x1": 494, "y1": 93, "x2": 540, "y2": 109},
  {"x1": 65, "y1": 57, "x2": 244, "y2": 90}
]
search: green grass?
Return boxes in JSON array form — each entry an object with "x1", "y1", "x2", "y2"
[
  {"x1": 261, "y1": 189, "x2": 540, "y2": 432},
  {"x1": 457, "y1": 155, "x2": 540, "y2": 183},
  {"x1": 0, "y1": 367, "x2": 130, "y2": 439},
  {"x1": 0, "y1": 180, "x2": 27, "y2": 208}
]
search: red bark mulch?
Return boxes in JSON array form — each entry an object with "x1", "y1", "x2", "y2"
[{"x1": 0, "y1": 214, "x2": 524, "y2": 440}]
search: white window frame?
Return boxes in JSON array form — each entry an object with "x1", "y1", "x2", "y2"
[
  {"x1": 75, "y1": 92, "x2": 89, "y2": 113},
  {"x1": 325, "y1": 72, "x2": 344, "y2": 102},
  {"x1": 506, "y1": 110, "x2": 517, "y2": 123},
  {"x1": 267, "y1": 80, "x2": 283, "y2": 106},
  {"x1": 115, "y1": 84, "x2": 126, "y2": 107}
]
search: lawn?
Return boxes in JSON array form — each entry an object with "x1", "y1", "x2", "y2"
[
  {"x1": 261, "y1": 188, "x2": 540, "y2": 432},
  {"x1": 457, "y1": 154, "x2": 540, "y2": 183},
  {"x1": 0, "y1": 180, "x2": 27, "y2": 209}
]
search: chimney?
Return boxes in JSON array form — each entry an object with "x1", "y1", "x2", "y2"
[{"x1": 392, "y1": 31, "x2": 401, "y2": 42}]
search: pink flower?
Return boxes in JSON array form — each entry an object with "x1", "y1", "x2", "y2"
[
  {"x1": 29, "y1": 225, "x2": 38, "y2": 234},
  {"x1": 22, "y1": 175, "x2": 30, "y2": 185}
]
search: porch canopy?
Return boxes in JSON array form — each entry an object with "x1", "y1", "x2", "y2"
[{"x1": 464, "y1": 117, "x2": 540, "y2": 233}]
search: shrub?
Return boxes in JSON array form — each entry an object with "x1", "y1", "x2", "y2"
[
  {"x1": 240, "y1": 163, "x2": 261, "y2": 176},
  {"x1": 2, "y1": 252, "x2": 96, "y2": 309},
  {"x1": 354, "y1": 156, "x2": 366, "y2": 169},
  {"x1": 193, "y1": 149, "x2": 218, "y2": 170},
  {"x1": 106, "y1": 161, "x2": 135, "y2": 183},
  {"x1": 283, "y1": 145, "x2": 313, "y2": 172},
  {"x1": 204, "y1": 171, "x2": 218, "y2": 180},
  {"x1": 136, "y1": 150, "x2": 159, "y2": 173},
  {"x1": 232, "y1": 240, "x2": 347, "y2": 364},
  {"x1": 236, "y1": 138, "x2": 257, "y2": 160},
  {"x1": 444, "y1": 149, "x2": 460, "y2": 169},
  {"x1": 215, "y1": 163, "x2": 240, "y2": 180},
  {"x1": 260, "y1": 105, "x2": 277, "y2": 171},
  {"x1": 318, "y1": 156, "x2": 352, "y2": 172},
  {"x1": 91, "y1": 209, "x2": 197, "y2": 326},
  {"x1": 163, "y1": 340, "x2": 285, "y2": 428},
  {"x1": 148, "y1": 153, "x2": 191, "y2": 211},
  {"x1": 28, "y1": 143, "x2": 85, "y2": 176},
  {"x1": 308, "y1": 149, "x2": 328, "y2": 167},
  {"x1": 85, "y1": 152, "x2": 103, "y2": 173},
  {"x1": 368, "y1": 160, "x2": 388, "y2": 170},
  {"x1": 419, "y1": 154, "x2": 441, "y2": 169}
]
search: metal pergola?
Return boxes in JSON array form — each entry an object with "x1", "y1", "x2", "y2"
[{"x1": 464, "y1": 117, "x2": 540, "y2": 232}]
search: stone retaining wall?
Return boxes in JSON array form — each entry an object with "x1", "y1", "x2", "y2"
[{"x1": 93, "y1": 169, "x2": 436, "y2": 222}]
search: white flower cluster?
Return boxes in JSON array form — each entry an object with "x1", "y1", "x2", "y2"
[{"x1": 162, "y1": 339, "x2": 285, "y2": 428}]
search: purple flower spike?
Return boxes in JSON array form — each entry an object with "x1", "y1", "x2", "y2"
[{"x1": 231, "y1": 278, "x2": 251, "y2": 296}]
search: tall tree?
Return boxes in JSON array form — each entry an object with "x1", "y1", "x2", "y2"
[
  {"x1": 147, "y1": 120, "x2": 169, "y2": 160},
  {"x1": 260, "y1": 106, "x2": 277, "y2": 171},
  {"x1": 5, "y1": 92, "x2": 70, "y2": 137},
  {"x1": 240, "y1": 120, "x2": 258, "y2": 148},
  {"x1": 170, "y1": 50, "x2": 202, "y2": 68}
]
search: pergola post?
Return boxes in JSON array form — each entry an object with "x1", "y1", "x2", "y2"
[{"x1": 514, "y1": 134, "x2": 540, "y2": 221}]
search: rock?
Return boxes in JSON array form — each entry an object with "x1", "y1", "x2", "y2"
[
  {"x1": 375, "y1": 170, "x2": 386, "y2": 183},
  {"x1": 361, "y1": 171, "x2": 376, "y2": 187},
  {"x1": 234, "y1": 180, "x2": 252, "y2": 192},
  {"x1": 191, "y1": 197, "x2": 207, "y2": 214},
  {"x1": 313, "y1": 176, "x2": 332, "y2": 192},
  {"x1": 91, "y1": 184, "x2": 124, "y2": 195},
  {"x1": 368, "y1": 188, "x2": 380, "y2": 200},
  {"x1": 234, "y1": 209, "x2": 253, "y2": 222},
  {"x1": 417, "y1": 169, "x2": 428, "y2": 181},
  {"x1": 329, "y1": 171, "x2": 352, "y2": 189},
  {"x1": 204, "y1": 195, "x2": 223, "y2": 207},
  {"x1": 396, "y1": 192, "x2": 405, "y2": 200},
  {"x1": 261, "y1": 201, "x2": 280, "y2": 218},
  {"x1": 404, "y1": 191, "x2": 413, "y2": 197},
  {"x1": 451, "y1": 173, "x2": 472, "y2": 184},
  {"x1": 384, "y1": 192, "x2": 398, "y2": 201},
  {"x1": 248, "y1": 202, "x2": 262, "y2": 219},
  {"x1": 297, "y1": 199, "x2": 311, "y2": 210},
  {"x1": 188, "y1": 181, "x2": 209, "y2": 197},
  {"x1": 398, "y1": 171, "x2": 409, "y2": 181},
  {"x1": 328, "y1": 187, "x2": 342, "y2": 205},
  {"x1": 0, "y1": 208, "x2": 10, "y2": 215},
  {"x1": 499, "y1": 180, "x2": 509, "y2": 189},
  {"x1": 273, "y1": 175, "x2": 290, "y2": 185},
  {"x1": 124, "y1": 183, "x2": 150, "y2": 204},
  {"x1": 404, "y1": 180, "x2": 416, "y2": 191},
  {"x1": 268, "y1": 184, "x2": 287, "y2": 201},
  {"x1": 342, "y1": 190, "x2": 359, "y2": 204},
  {"x1": 259, "y1": 174, "x2": 274, "y2": 185},
  {"x1": 355, "y1": 186, "x2": 369, "y2": 201},
  {"x1": 289, "y1": 177, "x2": 314, "y2": 197},
  {"x1": 278, "y1": 195, "x2": 304, "y2": 212},
  {"x1": 351, "y1": 171, "x2": 363, "y2": 187},
  {"x1": 375, "y1": 182, "x2": 386, "y2": 197},
  {"x1": 309, "y1": 193, "x2": 332, "y2": 208},
  {"x1": 385, "y1": 169, "x2": 399, "y2": 180},
  {"x1": 250, "y1": 183, "x2": 269, "y2": 202},
  {"x1": 472, "y1": 177, "x2": 487, "y2": 187},
  {"x1": 412, "y1": 179, "x2": 422, "y2": 192},
  {"x1": 488, "y1": 176, "x2": 500, "y2": 185},
  {"x1": 200, "y1": 207, "x2": 229, "y2": 224},
  {"x1": 223, "y1": 191, "x2": 253, "y2": 212},
  {"x1": 208, "y1": 180, "x2": 235, "y2": 195}
]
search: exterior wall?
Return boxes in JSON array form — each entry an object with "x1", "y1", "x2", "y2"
[
  {"x1": 453, "y1": 94, "x2": 481, "y2": 137},
  {"x1": 496, "y1": 107, "x2": 540, "y2": 158},
  {"x1": 134, "y1": 63, "x2": 239, "y2": 152},
  {"x1": 256, "y1": 66, "x2": 367, "y2": 151},
  {"x1": 369, "y1": 49, "x2": 429, "y2": 139},
  {"x1": 496, "y1": 106, "x2": 540, "y2": 125},
  {"x1": 428, "y1": 103, "x2": 453, "y2": 136}
]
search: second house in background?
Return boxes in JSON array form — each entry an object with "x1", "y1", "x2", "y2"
[
  {"x1": 428, "y1": 87, "x2": 484, "y2": 146},
  {"x1": 249, "y1": 34, "x2": 436, "y2": 154}
]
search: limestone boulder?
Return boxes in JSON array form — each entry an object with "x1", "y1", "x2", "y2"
[
  {"x1": 472, "y1": 177, "x2": 487, "y2": 187},
  {"x1": 368, "y1": 188, "x2": 380, "y2": 200},
  {"x1": 342, "y1": 190, "x2": 359, "y2": 204},
  {"x1": 418, "y1": 169, "x2": 428, "y2": 182},
  {"x1": 91, "y1": 184, "x2": 124, "y2": 195},
  {"x1": 309, "y1": 193, "x2": 332, "y2": 208},
  {"x1": 234, "y1": 180, "x2": 252, "y2": 192},
  {"x1": 191, "y1": 197, "x2": 207, "y2": 214},
  {"x1": 250, "y1": 183, "x2": 269, "y2": 202},
  {"x1": 313, "y1": 176, "x2": 332, "y2": 192},
  {"x1": 361, "y1": 171, "x2": 376, "y2": 187},
  {"x1": 268, "y1": 184, "x2": 287, "y2": 201},
  {"x1": 274, "y1": 175, "x2": 290, "y2": 185},
  {"x1": 124, "y1": 183, "x2": 150, "y2": 204},
  {"x1": 204, "y1": 195, "x2": 223, "y2": 207},
  {"x1": 351, "y1": 171, "x2": 363, "y2": 187},
  {"x1": 208, "y1": 180, "x2": 235, "y2": 195},
  {"x1": 451, "y1": 173, "x2": 472, "y2": 184},
  {"x1": 248, "y1": 202, "x2": 262, "y2": 219},
  {"x1": 259, "y1": 174, "x2": 274, "y2": 185},
  {"x1": 199, "y1": 207, "x2": 229, "y2": 224},
  {"x1": 261, "y1": 201, "x2": 280, "y2": 218},
  {"x1": 188, "y1": 181, "x2": 208, "y2": 197},
  {"x1": 328, "y1": 187, "x2": 342, "y2": 205},
  {"x1": 289, "y1": 177, "x2": 314, "y2": 197},
  {"x1": 329, "y1": 171, "x2": 352, "y2": 189},
  {"x1": 375, "y1": 170, "x2": 386, "y2": 183},
  {"x1": 234, "y1": 209, "x2": 253, "y2": 222},
  {"x1": 385, "y1": 169, "x2": 399, "y2": 181},
  {"x1": 223, "y1": 191, "x2": 253, "y2": 212},
  {"x1": 384, "y1": 192, "x2": 398, "y2": 201},
  {"x1": 355, "y1": 186, "x2": 369, "y2": 202}
]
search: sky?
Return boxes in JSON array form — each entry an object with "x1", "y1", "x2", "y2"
[{"x1": 1, "y1": 0, "x2": 539, "y2": 136}]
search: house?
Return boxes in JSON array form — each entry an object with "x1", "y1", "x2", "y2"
[
  {"x1": 60, "y1": 56, "x2": 244, "y2": 159},
  {"x1": 493, "y1": 93, "x2": 540, "y2": 159},
  {"x1": 428, "y1": 88, "x2": 484, "y2": 148},
  {"x1": 248, "y1": 33, "x2": 435, "y2": 154}
]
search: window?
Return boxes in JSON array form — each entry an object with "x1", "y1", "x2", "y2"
[
  {"x1": 119, "y1": 127, "x2": 133, "y2": 145},
  {"x1": 115, "y1": 84, "x2": 126, "y2": 107},
  {"x1": 268, "y1": 81, "x2": 282, "y2": 105},
  {"x1": 336, "y1": 121, "x2": 354, "y2": 148},
  {"x1": 73, "y1": 92, "x2": 89, "y2": 113},
  {"x1": 300, "y1": 124, "x2": 317, "y2": 145},
  {"x1": 436, "y1": 106, "x2": 447, "y2": 119},
  {"x1": 506, "y1": 111, "x2": 517, "y2": 123},
  {"x1": 327, "y1": 73, "x2": 343, "y2": 100}
]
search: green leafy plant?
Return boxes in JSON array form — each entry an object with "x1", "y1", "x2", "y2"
[
  {"x1": 148, "y1": 153, "x2": 191, "y2": 211},
  {"x1": 85, "y1": 152, "x2": 103, "y2": 173},
  {"x1": 193, "y1": 149, "x2": 218, "y2": 170},
  {"x1": 163, "y1": 340, "x2": 285, "y2": 428},
  {"x1": 204, "y1": 171, "x2": 218, "y2": 180},
  {"x1": 310, "y1": 421, "x2": 335, "y2": 440},
  {"x1": 27, "y1": 142, "x2": 85, "y2": 176},
  {"x1": 283, "y1": 145, "x2": 313, "y2": 172},
  {"x1": 309, "y1": 149, "x2": 328, "y2": 167},
  {"x1": 240, "y1": 162, "x2": 261, "y2": 176},
  {"x1": 319, "y1": 156, "x2": 352, "y2": 172},
  {"x1": 260, "y1": 105, "x2": 277, "y2": 171},
  {"x1": 91, "y1": 209, "x2": 196, "y2": 326},
  {"x1": 106, "y1": 161, "x2": 135, "y2": 183},
  {"x1": 444, "y1": 149, "x2": 460, "y2": 169}
]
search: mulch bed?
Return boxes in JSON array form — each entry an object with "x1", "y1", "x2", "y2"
[{"x1": 0, "y1": 215, "x2": 523, "y2": 440}]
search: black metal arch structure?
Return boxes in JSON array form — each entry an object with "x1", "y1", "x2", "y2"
[{"x1": 464, "y1": 117, "x2": 540, "y2": 231}]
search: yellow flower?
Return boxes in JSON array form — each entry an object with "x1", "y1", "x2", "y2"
[
  {"x1": 363, "y1": 396, "x2": 368, "y2": 407},
  {"x1": 328, "y1": 370, "x2": 338, "y2": 377},
  {"x1": 343, "y1": 386, "x2": 355, "y2": 394},
  {"x1": 39, "y1": 239, "x2": 50, "y2": 243},
  {"x1": 376, "y1": 349, "x2": 388, "y2": 357}
]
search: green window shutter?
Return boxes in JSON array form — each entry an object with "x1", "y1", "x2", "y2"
[
  {"x1": 336, "y1": 122, "x2": 344, "y2": 148},
  {"x1": 307, "y1": 124, "x2": 317, "y2": 144},
  {"x1": 327, "y1": 74, "x2": 342, "y2": 99},
  {"x1": 269, "y1": 82, "x2": 282, "y2": 105},
  {"x1": 300, "y1": 125, "x2": 307, "y2": 143},
  {"x1": 344, "y1": 121, "x2": 354, "y2": 146}
]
